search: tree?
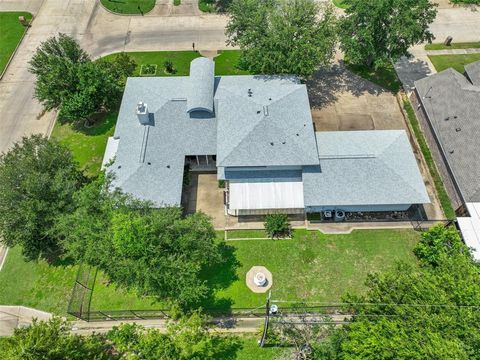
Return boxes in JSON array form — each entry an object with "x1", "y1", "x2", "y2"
[
  {"x1": 30, "y1": 34, "x2": 136, "y2": 123},
  {"x1": 0, "y1": 135, "x2": 85, "y2": 261},
  {"x1": 29, "y1": 33, "x2": 90, "y2": 111},
  {"x1": 264, "y1": 213, "x2": 290, "y2": 239},
  {"x1": 414, "y1": 223, "x2": 467, "y2": 267},
  {"x1": 339, "y1": 0, "x2": 437, "y2": 68},
  {"x1": 57, "y1": 177, "x2": 225, "y2": 308},
  {"x1": 226, "y1": 0, "x2": 338, "y2": 77},
  {"x1": 319, "y1": 226, "x2": 480, "y2": 359},
  {"x1": 0, "y1": 317, "x2": 112, "y2": 360},
  {"x1": 107, "y1": 311, "x2": 240, "y2": 359}
]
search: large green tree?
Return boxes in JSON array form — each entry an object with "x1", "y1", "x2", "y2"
[
  {"x1": 108, "y1": 311, "x2": 240, "y2": 359},
  {"x1": 0, "y1": 135, "x2": 85, "y2": 261},
  {"x1": 30, "y1": 34, "x2": 136, "y2": 123},
  {"x1": 339, "y1": 0, "x2": 437, "y2": 68},
  {"x1": 0, "y1": 318, "x2": 111, "y2": 360},
  {"x1": 57, "y1": 177, "x2": 225, "y2": 308},
  {"x1": 226, "y1": 0, "x2": 338, "y2": 77},
  {"x1": 0, "y1": 313, "x2": 240, "y2": 360},
  {"x1": 318, "y1": 225, "x2": 480, "y2": 359}
]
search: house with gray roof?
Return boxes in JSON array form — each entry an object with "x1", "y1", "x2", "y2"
[
  {"x1": 103, "y1": 57, "x2": 429, "y2": 217},
  {"x1": 414, "y1": 60, "x2": 480, "y2": 260}
]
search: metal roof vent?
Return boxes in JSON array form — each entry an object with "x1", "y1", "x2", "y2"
[
  {"x1": 456, "y1": 127, "x2": 461, "y2": 132},
  {"x1": 136, "y1": 101, "x2": 149, "y2": 125}
]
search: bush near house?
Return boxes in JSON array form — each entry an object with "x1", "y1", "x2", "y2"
[{"x1": 264, "y1": 214, "x2": 291, "y2": 239}]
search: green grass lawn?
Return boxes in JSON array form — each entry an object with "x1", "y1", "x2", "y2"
[
  {"x1": 428, "y1": 54, "x2": 480, "y2": 73},
  {"x1": 236, "y1": 336, "x2": 287, "y2": 359},
  {"x1": 403, "y1": 100, "x2": 455, "y2": 219},
  {"x1": 425, "y1": 42, "x2": 480, "y2": 51},
  {"x1": 227, "y1": 230, "x2": 269, "y2": 239},
  {"x1": 0, "y1": 247, "x2": 78, "y2": 314},
  {"x1": 346, "y1": 62, "x2": 402, "y2": 93},
  {"x1": 0, "y1": 229, "x2": 419, "y2": 315},
  {"x1": 100, "y1": 0, "x2": 156, "y2": 14},
  {"x1": 51, "y1": 112, "x2": 116, "y2": 178},
  {"x1": 199, "y1": 0, "x2": 216, "y2": 12},
  {"x1": 215, "y1": 50, "x2": 250, "y2": 75},
  {"x1": 332, "y1": 0, "x2": 349, "y2": 9},
  {"x1": 0, "y1": 12, "x2": 32, "y2": 75}
]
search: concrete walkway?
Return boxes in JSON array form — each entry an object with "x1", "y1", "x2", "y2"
[
  {"x1": 425, "y1": 48, "x2": 480, "y2": 55},
  {"x1": 0, "y1": 306, "x2": 52, "y2": 336}
]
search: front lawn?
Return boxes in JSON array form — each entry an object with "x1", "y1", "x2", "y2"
[
  {"x1": 428, "y1": 53, "x2": 480, "y2": 73},
  {"x1": 346, "y1": 62, "x2": 402, "y2": 93},
  {"x1": 215, "y1": 50, "x2": 250, "y2": 75},
  {"x1": 51, "y1": 112, "x2": 116, "y2": 178},
  {"x1": 100, "y1": 0, "x2": 156, "y2": 14},
  {"x1": 425, "y1": 42, "x2": 480, "y2": 51},
  {"x1": 0, "y1": 12, "x2": 32, "y2": 74}
]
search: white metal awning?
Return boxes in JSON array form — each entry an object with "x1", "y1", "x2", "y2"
[
  {"x1": 457, "y1": 202, "x2": 480, "y2": 261},
  {"x1": 229, "y1": 180, "x2": 304, "y2": 210}
]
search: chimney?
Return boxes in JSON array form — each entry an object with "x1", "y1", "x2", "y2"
[{"x1": 136, "y1": 101, "x2": 149, "y2": 125}]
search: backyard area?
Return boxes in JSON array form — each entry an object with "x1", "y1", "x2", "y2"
[
  {"x1": 0, "y1": 229, "x2": 420, "y2": 315},
  {"x1": 0, "y1": 11, "x2": 32, "y2": 75},
  {"x1": 428, "y1": 53, "x2": 480, "y2": 73}
]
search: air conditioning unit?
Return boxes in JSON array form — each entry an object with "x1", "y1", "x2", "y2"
[
  {"x1": 323, "y1": 210, "x2": 333, "y2": 219},
  {"x1": 335, "y1": 210, "x2": 346, "y2": 221}
]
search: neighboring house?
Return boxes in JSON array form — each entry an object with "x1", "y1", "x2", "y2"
[
  {"x1": 103, "y1": 57, "x2": 429, "y2": 218},
  {"x1": 414, "y1": 60, "x2": 480, "y2": 260}
]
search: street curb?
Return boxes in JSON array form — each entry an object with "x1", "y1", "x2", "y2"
[{"x1": 0, "y1": 13, "x2": 34, "y2": 80}]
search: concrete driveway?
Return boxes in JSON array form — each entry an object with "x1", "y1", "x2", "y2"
[{"x1": 307, "y1": 63, "x2": 405, "y2": 132}]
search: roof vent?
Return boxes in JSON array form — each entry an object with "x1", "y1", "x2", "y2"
[
  {"x1": 445, "y1": 117, "x2": 450, "y2": 121},
  {"x1": 270, "y1": 142, "x2": 274, "y2": 146},
  {"x1": 449, "y1": 150, "x2": 455, "y2": 154},
  {"x1": 456, "y1": 127, "x2": 461, "y2": 132},
  {"x1": 263, "y1": 106, "x2": 269, "y2": 116},
  {"x1": 136, "y1": 101, "x2": 150, "y2": 125},
  {"x1": 248, "y1": 88, "x2": 253, "y2": 97}
]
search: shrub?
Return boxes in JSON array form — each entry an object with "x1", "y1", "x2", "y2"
[
  {"x1": 264, "y1": 213, "x2": 290, "y2": 239},
  {"x1": 164, "y1": 59, "x2": 176, "y2": 74}
]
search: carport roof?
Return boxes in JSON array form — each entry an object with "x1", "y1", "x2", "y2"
[{"x1": 303, "y1": 130, "x2": 430, "y2": 207}]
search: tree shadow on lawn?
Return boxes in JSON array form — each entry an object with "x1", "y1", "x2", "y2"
[
  {"x1": 71, "y1": 111, "x2": 117, "y2": 136},
  {"x1": 199, "y1": 242, "x2": 241, "y2": 312}
]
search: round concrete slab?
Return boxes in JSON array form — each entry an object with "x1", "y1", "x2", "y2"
[{"x1": 246, "y1": 266, "x2": 272, "y2": 293}]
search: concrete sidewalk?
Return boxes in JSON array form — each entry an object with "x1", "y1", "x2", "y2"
[{"x1": 426, "y1": 48, "x2": 480, "y2": 55}]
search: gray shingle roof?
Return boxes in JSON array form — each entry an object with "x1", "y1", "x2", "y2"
[
  {"x1": 187, "y1": 57, "x2": 215, "y2": 113},
  {"x1": 109, "y1": 59, "x2": 318, "y2": 206},
  {"x1": 215, "y1": 76, "x2": 319, "y2": 167},
  {"x1": 465, "y1": 60, "x2": 480, "y2": 86},
  {"x1": 414, "y1": 65, "x2": 480, "y2": 202},
  {"x1": 303, "y1": 130, "x2": 430, "y2": 207}
]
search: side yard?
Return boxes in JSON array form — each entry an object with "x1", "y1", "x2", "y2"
[
  {"x1": 428, "y1": 53, "x2": 480, "y2": 73},
  {"x1": 0, "y1": 12, "x2": 32, "y2": 74}
]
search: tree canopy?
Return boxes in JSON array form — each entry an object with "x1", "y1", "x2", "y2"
[
  {"x1": 226, "y1": 0, "x2": 338, "y2": 77},
  {"x1": 339, "y1": 0, "x2": 437, "y2": 68},
  {"x1": 30, "y1": 34, "x2": 136, "y2": 123},
  {"x1": 0, "y1": 135, "x2": 85, "y2": 261},
  {"x1": 57, "y1": 177, "x2": 225, "y2": 308},
  {"x1": 0, "y1": 313, "x2": 240, "y2": 360}
]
